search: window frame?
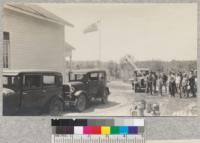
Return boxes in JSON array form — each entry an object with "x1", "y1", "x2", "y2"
[
  {"x1": 22, "y1": 73, "x2": 43, "y2": 90},
  {"x1": 3, "y1": 32, "x2": 10, "y2": 68},
  {"x1": 88, "y1": 72, "x2": 99, "y2": 81},
  {"x1": 42, "y1": 74, "x2": 56, "y2": 88}
]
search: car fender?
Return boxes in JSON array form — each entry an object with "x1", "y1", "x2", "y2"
[{"x1": 74, "y1": 90, "x2": 86, "y2": 97}]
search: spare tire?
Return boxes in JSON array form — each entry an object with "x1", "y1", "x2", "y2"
[{"x1": 75, "y1": 94, "x2": 87, "y2": 112}]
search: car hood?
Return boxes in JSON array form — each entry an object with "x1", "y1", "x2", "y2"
[
  {"x1": 69, "y1": 81, "x2": 85, "y2": 91},
  {"x1": 3, "y1": 88, "x2": 16, "y2": 96},
  {"x1": 69, "y1": 81, "x2": 84, "y2": 86}
]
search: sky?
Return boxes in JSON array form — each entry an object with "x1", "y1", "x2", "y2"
[{"x1": 39, "y1": 3, "x2": 197, "y2": 62}]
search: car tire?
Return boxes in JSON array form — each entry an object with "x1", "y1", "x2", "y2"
[
  {"x1": 49, "y1": 98, "x2": 63, "y2": 116},
  {"x1": 75, "y1": 94, "x2": 87, "y2": 112},
  {"x1": 101, "y1": 89, "x2": 109, "y2": 104}
]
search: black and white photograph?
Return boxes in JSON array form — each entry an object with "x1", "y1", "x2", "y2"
[{"x1": 2, "y1": 3, "x2": 198, "y2": 116}]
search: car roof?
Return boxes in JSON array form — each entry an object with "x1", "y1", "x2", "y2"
[
  {"x1": 70, "y1": 69, "x2": 106, "y2": 74},
  {"x1": 3, "y1": 69, "x2": 62, "y2": 76}
]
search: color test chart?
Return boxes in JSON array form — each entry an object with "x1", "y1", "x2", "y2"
[{"x1": 51, "y1": 118, "x2": 145, "y2": 143}]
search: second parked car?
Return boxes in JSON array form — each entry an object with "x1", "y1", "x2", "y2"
[{"x1": 63, "y1": 69, "x2": 110, "y2": 112}]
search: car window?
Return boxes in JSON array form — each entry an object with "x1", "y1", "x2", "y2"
[
  {"x1": 3, "y1": 76, "x2": 18, "y2": 90},
  {"x1": 69, "y1": 72, "x2": 85, "y2": 81},
  {"x1": 56, "y1": 76, "x2": 62, "y2": 86},
  {"x1": 43, "y1": 75, "x2": 55, "y2": 87},
  {"x1": 89, "y1": 73, "x2": 98, "y2": 81},
  {"x1": 23, "y1": 74, "x2": 42, "y2": 89},
  {"x1": 99, "y1": 72, "x2": 105, "y2": 80}
]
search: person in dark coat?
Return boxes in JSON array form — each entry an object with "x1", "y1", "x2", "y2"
[
  {"x1": 188, "y1": 70, "x2": 196, "y2": 97},
  {"x1": 169, "y1": 72, "x2": 176, "y2": 97},
  {"x1": 158, "y1": 73, "x2": 163, "y2": 96},
  {"x1": 146, "y1": 72, "x2": 153, "y2": 95},
  {"x1": 162, "y1": 73, "x2": 168, "y2": 94}
]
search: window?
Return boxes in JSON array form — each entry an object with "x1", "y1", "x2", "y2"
[
  {"x1": 3, "y1": 32, "x2": 10, "y2": 68},
  {"x1": 23, "y1": 75, "x2": 42, "y2": 89},
  {"x1": 3, "y1": 76, "x2": 18, "y2": 90},
  {"x1": 99, "y1": 73, "x2": 105, "y2": 80},
  {"x1": 89, "y1": 73, "x2": 98, "y2": 80},
  {"x1": 43, "y1": 75, "x2": 55, "y2": 86},
  {"x1": 69, "y1": 72, "x2": 85, "y2": 81}
]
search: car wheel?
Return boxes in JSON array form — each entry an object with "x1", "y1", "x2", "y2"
[
  {"x1": 75, "y1": 94, "x2": 87, "y2": 112},
  {"x1": 101, "y1": 89, "x2": 109, "y2": 104},
  {"x1": 49, "y1": 98, "x2": 63, "y2": 116}
]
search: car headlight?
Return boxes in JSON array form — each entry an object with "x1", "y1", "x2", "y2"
[{"x1": 70, "y1": 86, "x2": 75, "y2": 93}]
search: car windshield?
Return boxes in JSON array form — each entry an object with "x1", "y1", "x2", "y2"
[
  {"x1": 136, "y1": 70, "x2": 149, "y2": 77},
  {"x1": 3, "y1": 75, "x2": 19, "y2": 90},
  {"x1": 69, "y1": 72, "x2": 86, "y2": 81}
]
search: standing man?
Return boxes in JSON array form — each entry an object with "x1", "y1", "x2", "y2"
[
  {"x1": 162, "y1": 73, "x2": 168, "y2": 94},
  {"x1": 179, "y1": 72, "x2": 183, "y2": 98},
  {"x1": 188, "y1": 70, "x2": 196, "y2": 97},
  {"x1": 169, "y1": 72, "x2": 176, "y2": 97},
  {"x1": 176, "y1": 72, "x2": 183, "y2": 98},
  {"x1": 158, "y1": 73, "x2": 163, "y2": 96},
  {"x1": 153, "y1": 72, "x2": 158, "y2": 94},
  {"x1": 147, "y1": 71, "x2": 153, "y2": 95},
  {"x1": 182, "y1": 73, "x2": 188, "y2": 97}
]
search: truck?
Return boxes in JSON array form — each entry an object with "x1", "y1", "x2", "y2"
[
  {"x1": 130, "y1": 68, "x2": 150, "y2": 92},
  {"x1": 122, "y1": 55, "x2": 150, "y2": 93}
]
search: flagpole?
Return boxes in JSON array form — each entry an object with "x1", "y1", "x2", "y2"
[{"x1": 98, "y1": 17, "x2": 102, "y2": 68}]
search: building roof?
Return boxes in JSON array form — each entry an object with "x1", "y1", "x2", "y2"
[
  {"x1": 3, "y1": 69, "x2": 61, "y2": 76},
  {"x1": 65, "y1": 42, "x2": 75, "y2": 50},
  {"x1": 4, "y1": 3, "x2": 74, "y2": 27}
]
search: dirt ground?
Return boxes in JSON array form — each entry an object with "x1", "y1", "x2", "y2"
[{"x1": 63, "y1": 80, "x2": 199, "y2": 116}]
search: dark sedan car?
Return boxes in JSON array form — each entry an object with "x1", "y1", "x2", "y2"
[
  {"x1": 3, "y1": 69, "x2": 64, "y2": 116},
  {"x1": 63, "y1": 69, "x2": 110, "y2": 112}
]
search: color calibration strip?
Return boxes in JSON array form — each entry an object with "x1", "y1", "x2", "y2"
[
  {"x1": 53, "y1": 125, "x2": 144, "y2": 135},
  {"x1": 52, "y1": 118, "x2": 144, "y2": 135},
  {"x1": 51, "y1": 119, "x2": 145, "y2": 143}
]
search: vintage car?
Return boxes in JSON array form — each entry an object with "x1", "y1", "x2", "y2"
[
  {"x1": 130, "y1": 68, "x2": 150, "y2": 92},
  {"x1": 63, "y1": 69, "x2": 110, "y2": 112},
  {"x1": 3, "y1": 69, "x2": 64, "y2": 116}
]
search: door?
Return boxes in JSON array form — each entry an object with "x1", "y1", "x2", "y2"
[
  {"x1": 41, "y1": 74, "x2": 62, "y2": 107},
  {"x1": 2, "y1": 75, "x2": 21, "y2": 115},
  {"x1": 97, "y1": 72, "x2": 106, "y2": 97},
  {"x1": 21, "y1": 73, "x2": 43, "y2": 113},
  {"x1": 87, "y1": 72, "x2": 99, "y2": 97}
]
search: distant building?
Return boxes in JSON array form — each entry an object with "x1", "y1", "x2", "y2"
[{"x1": 3, "y1": 3, "x2": 74, "y2": 82}]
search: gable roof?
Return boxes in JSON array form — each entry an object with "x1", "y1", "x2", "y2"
[
  {"x1": 4, "y1": 3, "x2": 74, "y2": 27},
  {"x1": 65, "y1": 42, "x2": 75, "y2": 50}
]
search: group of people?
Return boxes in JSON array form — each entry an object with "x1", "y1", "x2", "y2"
[{"x1": 143, "y1": 70, "x2": 197, "y2": 98}]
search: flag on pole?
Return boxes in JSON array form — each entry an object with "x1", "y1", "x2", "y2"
[{"x1": 83, "y1": 20, "x2": 101, "y2": 34}]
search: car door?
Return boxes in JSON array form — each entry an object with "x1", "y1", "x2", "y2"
[
  {"x1": 41, "y1": 74, "x2": 62, "y2": 108},
  {"x1": 97, "y1": 72, "x2": 106, "y2": 97},
  {"x1": 88, "y1": 72, "x2": 99, "y2": 97},
  {"x1": 20, "y1": 73, "x2": 43, "y2": 113}
]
